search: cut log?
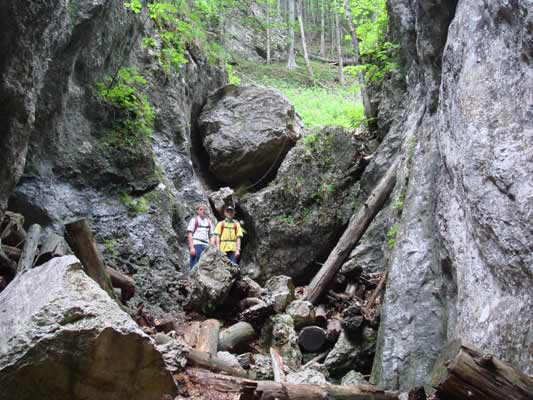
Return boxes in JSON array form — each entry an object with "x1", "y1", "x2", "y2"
[
  {"x1": 106, "y1": 266, "x2": 135, "y2": 302},
  {"x1": 315, "y1": 304, "x2": 328, "y2": 327},
  {"x1": 2, "y1": 244, "x2": 21, "y2": 261},
  {"x1": 179, "y1": 321, "x2": 201, "y2": 348},
  {"x1": 187, "y1": 368, "x2": 399, "y2": 399},
  {"x1": 35, "y1": 233, "x2": 68, "y2": 266},
  {"x1": 218, "y1": 321, "x2": 256, "y2": 352},
  {"x1": 305, "y1": 160, "x2": 399, "y2": 304},
  {"x1": 270, "y1": 347, "x2": 286, "y2": 383},
  {"x1": 196, "y1": 319, "x2": 220, "y2": 355},
  {"x1": 298, "y1": 326, "x2": 327, "y2": 353},
  {"x1": 186, "y1": 349, "x2": 248, "y2": 378},
  {"x1": 17, "y1": 224, "x2": 41, "y2": 274},
  {"x1": 64, "y1": 219, "x2": 117, "y2": 301},
  {"x1": 431, "y1": 340, "x2": 533, "y2": 400},
  {"x1": 326, "y1": 318, "x2": 342, "y2": 343}
]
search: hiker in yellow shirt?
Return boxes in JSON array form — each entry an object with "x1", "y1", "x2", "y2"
[{"x1": 214, "y1": 205, "x2": 243, "y2": 264}]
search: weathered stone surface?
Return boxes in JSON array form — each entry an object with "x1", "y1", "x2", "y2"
[
  {"x1": 286, "y1": 300, "x2": 315, "y2": 328},
  {"x1": 341, "y1": 370, "x2": 368, "y2": 386},
  {"x1": 265, "y1": 275, "x2": 295, "y2": 313},
  {"x1": 370, "y1": 0, "x2": 533, "y2": 391},
  {"x1": 198, "y1": 84, "x2": 303, "y2": 185},
  {"x1": 209, "y1": 186, "x2": 235, "y2": 216},
  {"x1": 0, "y1": 255, "x2": 176, "y2": 400},
  {"x1": 185, "y1": 246, "x2": 239, "y2": 313},
  {"x1": 241, "y1": 126, "x2": 369, "y2": 281},
  {"x1": 250, "y1": 354, "x2": 273, "y2": 380},
  {"x1": 2, "y1": 0, "x2": 226, "y2": 319},
  {"x1": 217, "y1": 351, "x2": 242, "y2": 370},
  {"x1": 325, "y1": 328, "x2": 377, "y2": 377},
  {"x1": 261, "y1": 314, "x2": 302, "y2": 371},
  {"x1": 286, "y1": 368, "x2": 327, "y2": 385}
]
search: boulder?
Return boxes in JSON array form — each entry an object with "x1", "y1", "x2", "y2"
[
  {"x1": 0, "y1": 256, "x2": 176, "y2": 400},
  {"x1": 265, "y1": 275, "x2": 295, "y2": 312},
  {"x1": 185, "y1": 246, "x2": 239, "y2": 313},
  {"x1": 216, "y1": 351, "x2": 242, "y2": 370},
  {"x1": 241, "y1": 126, "x2": 369, "y2": 281},
  {"x1": 261, "y1": 314, "x2": 302, "y2": 371},
  {"x1": 209, "y1": 186, "x2": 235, "y2": 216},
  {"x1": 286, "y1": 300, "x2": 315, "y2": 328},
  {"x1": 286, "y1": 368, "x2": 328, "y2": 385},
  {"x1": 198, "y1": 85, "x2": 304, "y2": 185},
  {"x1": 341, "y1": 306, "x2": 365, "y2": 336},
  {"x1": 324, "y1": 328, "x2": 377, "y2": 377},
  {"x1": 341, "y1": 370, "x2": 369, "y2": 386}
]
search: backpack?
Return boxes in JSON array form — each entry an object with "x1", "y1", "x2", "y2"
[
  {"x1": 220, "y1": 220, "x2": 239, "y2": 238},
  {"x1": 193, "y1": 217, "x2": 212, "y2": 234}
]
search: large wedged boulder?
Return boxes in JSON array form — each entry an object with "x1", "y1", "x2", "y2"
[
  {"x1": 241, "y1": 126, "x2": 369, "y2": 281},
  {"x1": 198, "y1": 85, "x2": 304, "y2": 185},
  {"x1": 0, "y1": 255, "x2": 176, "y2": 400}
]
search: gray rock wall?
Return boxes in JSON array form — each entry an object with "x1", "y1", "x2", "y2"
[
  {"x1": 1, "y1": 0, "x2": 226, "y2": 317},
  {"x1": 370, "y1": 0, "x2": 533, "y2": 390}
]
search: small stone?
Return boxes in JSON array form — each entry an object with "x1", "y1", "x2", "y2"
[
  {"x1": 341, "y1": 370, "x2": 368, "y2": 386},
  {"x1": 154, "y1": 332, "x2": 172, "y2": 345},
  {"x1": 286, "y1": 300, "x2": 315, "y2": 328},
  {"x1": 265, "y1": 275, "x2": 295, "y2": 313},
  {"x1": 250, "y1": 354, "x2": 273, "y2": 380},
  {"x1": 286, "y1": 368, "x2": 327, "y2": 385},
  {"x1": 216, "y1": 351, "x2": 242, "y2": 369}
]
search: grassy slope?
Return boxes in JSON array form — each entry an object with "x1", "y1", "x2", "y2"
[{"x1": 232, "y1": 56, "x2": 364, "y2": 129}]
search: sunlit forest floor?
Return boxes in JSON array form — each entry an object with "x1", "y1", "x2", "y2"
[{"x1": 233, "y1": 56, "x2": 364, "y2": 129}]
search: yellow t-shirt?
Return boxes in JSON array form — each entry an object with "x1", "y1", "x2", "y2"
[{"x1": 214, "y1": 219, "x2": 243, "y2": 252}]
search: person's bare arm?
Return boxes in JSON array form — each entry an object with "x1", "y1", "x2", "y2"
[
  {"x1": 214, "y1": 235, "x2": 220, "y2": 248},
  {"x1": 236, "y1": 237, "x2": 241, "y2": 258},
  {"x1": 187, "y1": 232, "x2": 195, "y2": 256}
]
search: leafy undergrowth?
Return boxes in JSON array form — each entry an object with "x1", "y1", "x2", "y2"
[{"x1": 233, "y1": 56, "x2": 364, "y2": 129}]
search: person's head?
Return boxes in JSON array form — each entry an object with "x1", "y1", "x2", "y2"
[
  {"x1": 195, "y1": 203, "x2": 207, "y2": 218},
  {"x1": 224, "y1": 205, "x2": 236, "y2": 220}
]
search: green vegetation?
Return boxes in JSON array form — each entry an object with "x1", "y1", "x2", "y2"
[
  {"x1": 386, "y1": 224, "x2": 399, "y2": 249},
  {"x1": 234, "y1": 56, "x2": 364, "y2": 129},
  {"x1": 120, "y1": 192, "x2": 149, "y2": 215},
  {"x1": 96, "y1": 67, "x2": 154, "y2": 147},
  {"x1": 102, "y1": 238, "x2": 120, "y2": 257}
]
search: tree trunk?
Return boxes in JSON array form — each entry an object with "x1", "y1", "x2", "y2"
[
  {"x1": 196, "y1": 319, "x2": 221, "y2": 356},
  {"x1": 296, "y1": 0, "x2": 314, "y2": 79},
  {"x1": 319, "y1": 0, "x2": 325, "y2": 57},
  {"x1": 187, "y1": 368, "x2": 400, "y2": 399},
  {"x1": 343, "y1": 0, "x2": 376, "y2": 125},
  {"x1": 106, "y1": 266, "x2": 135, "y2": 302},
  {"x1": 267, "y1": 0, "x2": 271, "y2": 63},
  {"x1": 298, "y1": 325, "x2": 327, "y2": 352},
  {"x1": 431, "y1": 340, "x2": 533, "y2": 400},
  {"x1": 333, "y1": 1, "x2": 344, "y2": 84},
  {"x1": 64, "y1": 218, "x2": 118, "y2": 301},
  {"x1": 218, "y1": 321, "x2": 256, "y2": 352},
  {"x1": 17, "y1": 224, "x2": 41, "y2": 274},
  {"x1": 270, "y1": 347, "x2": 286, "y2": 382},
  {"x1": 305, "y1": 159, "x2": 399, "y2": 304},
  {"x1": 186, "y1": 350, "x2": 248, "y2": 378},
  {"x1": 287, "y1": 0, "x2": 297, "y2": 69}
]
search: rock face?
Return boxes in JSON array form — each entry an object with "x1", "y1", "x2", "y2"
[
  {"x1": 241, "y1": 126, "x2": 369, "y2": 281},
  {"x1": 198, "y1": 85, "x2": 303, "y2": 185},
  {"x1": 368, "y1": 0, "x2": 533, "y2": 391},
  {"x1": 0, "y1": 255, "x2": 176, "y2": 400},
  {"x1": 286, "y1": 300, "x2": 315, "y2": 328},
  {"x1": 0, "y1": 0, "x2": 226, "y2": 317},
  {"x1": 325, "y1": 328, "x2": 377, "y2": 377}
]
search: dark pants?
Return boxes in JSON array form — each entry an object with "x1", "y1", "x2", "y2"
[
  {"x1": 226, "y1": 251, "x2": 239, "y2": 265},
  {"x1": 190, "y1": 244, "x2": 207, "y2": 270}
]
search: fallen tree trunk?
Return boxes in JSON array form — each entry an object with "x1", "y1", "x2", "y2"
[
  {"x1": 196, "y1": 319, "x2": 220, "y2": 355},
  {"x1": 431, "y1": 340, "x2": 533, "y2": 400},
  {"x1": 186, "y1": 350, "x2": 248, "y2": 378},
  {"x1": 17, "y1": 224, "x2": 41, "y2": 273},
  {"x1": 305, "y1": 160, "x2": 399, "y2": 304},
  {"x1": 187, "y1": 368, "x2": 399, "y2": 400},
  {"x1": 64, "y1": 219, "x2": 117, "y2": 301},
  {"x1": 270, "y1": 347, "x2": 286, "y2": 383},
  {"x1": 218, "y1": 321, "x2": 255, "y2": 352},
  {"x1": 106, "y1": 266, "x2": 135, "y2": 302}
]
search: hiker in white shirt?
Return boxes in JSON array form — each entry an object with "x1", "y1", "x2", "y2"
[{"x1": 186, "y1": 203, "x2": 214, "y2": 270}]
